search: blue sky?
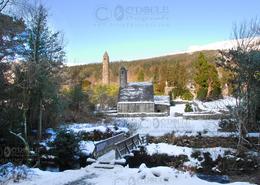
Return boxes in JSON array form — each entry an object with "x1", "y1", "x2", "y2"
[{"x1": 43, "y1": 0, "x2": 260, "y2": 65}]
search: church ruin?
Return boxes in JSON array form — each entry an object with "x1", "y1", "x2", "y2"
[
  {"x1": 117, "y1": 66, "x2": 170, "y2": 116},
  {"x1": 100, "y1": 52, "x2": 170, "y2": 116}
]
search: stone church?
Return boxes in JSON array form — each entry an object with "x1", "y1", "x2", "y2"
[
  {"x1": 101, "y1": 52, "x2": 170, "y2": 116},
  {"x1": 117, "y1": 67, "x2": 170, "y2": 116}
]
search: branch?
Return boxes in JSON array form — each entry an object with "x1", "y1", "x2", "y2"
[{"x1": 0, "y1": 0, "x2": 10, "y2": 12}]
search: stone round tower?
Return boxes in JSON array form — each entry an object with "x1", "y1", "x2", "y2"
[
  {"x1": 102, "y1": 51, "x2": 110, "y2": 84},
  {"x1": 119, "y1": 66, "x2": 127, "y2": 88}
]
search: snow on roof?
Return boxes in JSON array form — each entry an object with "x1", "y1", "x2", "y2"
[
  {"x1": 154, "y1": 95, "x2": 170, "y2": 106},
  {"x1": 118, "y1": 82, "x2": 154, "y2": 102}
]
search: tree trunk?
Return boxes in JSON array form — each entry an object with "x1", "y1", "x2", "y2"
[
  {"x1": 207, "y1": 79, "x2": 213, "y2": 99},
  {"x1": 23, "y1": 109, "x2": 27, "y2": 141},
  {"x1": 9, "y1": 130, "x2": 29, "y2": 164},
  {"x1": 38, "y1": 99, "x2": 42, "y2": 140}
]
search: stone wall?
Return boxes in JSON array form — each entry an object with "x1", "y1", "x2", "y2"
[
  {"x1": 154, "y1": 104, "x2": 170, "y2": 115},
  {"x1": 117, "y1": 112, "x2": 168, "y2": 117},
  {"x1": 117, "y1": 102, "x2": 154, "y2": 113},
  {"x1": 183, "y1": 113, "x2": 229, "y2": 120}
]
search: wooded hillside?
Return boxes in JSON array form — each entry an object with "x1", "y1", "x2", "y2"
[{"x1": 64, "y1": 50, "x2": 225, "y2": 96}]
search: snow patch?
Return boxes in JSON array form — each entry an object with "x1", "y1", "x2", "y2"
[
  {"x1": 194, "y1": 97, "x2": 236, "y2": 113},
  {"x1": 9, "y1": 164, "x2": 253, "y2": 185},
  {"x1": 146, "y1": 143, "x2": 235, "y2": 167},
  {"x1": 78, "y1": 141, "x2": 95, "y2": 156}
]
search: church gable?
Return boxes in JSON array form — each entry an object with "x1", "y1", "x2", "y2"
[{"x1": 118, "y1": 82, "x2": 154, "y2": 103}]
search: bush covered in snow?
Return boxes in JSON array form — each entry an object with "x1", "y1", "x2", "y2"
[
  {"x1": 219, "y1": 119, "x2": 237, "y2": 132},
  {"x1": 0, "y1": 163, "x2": 32, "y2": 184},
  {"x1": 191, "y1": 150, "x2": 259, "y2": 175},
  {"x1": 127, "y1": 148, "x2": 189, "y2": 169},
  {"x1": 185, "y1": 103, "x2": 193, "y2": 112},
  {"x1": 79, "y1": 129, "x2": 113, "y2": 141}
]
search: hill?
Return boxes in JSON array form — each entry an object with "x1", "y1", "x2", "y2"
[{"x1": 63, "y1": 50, "x2": 219, "y2": 92}]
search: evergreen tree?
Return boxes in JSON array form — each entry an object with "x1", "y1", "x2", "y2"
[
  {"x1": 0, "y1": 13, "x2": 26, "y2": 134},
  {"x1": 168, "y1": 62, "x2": 191, "y2": 99},
  {"x1": 157, "y1": 63, "x2": 168, "y2": 93},
  {"x1": 0, "y1": 13, "x2": 25, "y2": 61},
  {"x1": 64, "y1": 83, "x2": 94, "y2": 122},
  {"x1": 193, "y1": 53, "x2": 221, "y2": 100},
  {"x1": 137, "y1": 69, "x2": 144, "y2": 81},
  {"x1": 91, "y1": 84, "x2": 118, "y2": 110},
  {"x1": 22, "y1": 5, "x2": 65, "y2": 140}
]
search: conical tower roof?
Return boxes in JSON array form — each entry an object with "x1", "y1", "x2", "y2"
[{"x1": 103, "y1": 51, "x2": 109, "y2": 57}]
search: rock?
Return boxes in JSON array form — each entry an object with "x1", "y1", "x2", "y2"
[
  {"x1": 151, "y1": 170, "x2": 161, "y2": 177},
  {"x1": 138, "y1": 163, "x2": 147, "y2": 172}
]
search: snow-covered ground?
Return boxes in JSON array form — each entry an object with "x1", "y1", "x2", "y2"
[
  {"x1": 170, "y1": 103, "x2": 186, "y2": 115},
  {"x1": 115, "y1": 116, "x2": 219, "y2": 137},
  {"x1": 194, "y1": 97, "x2": 236, "y2": 113},
  {"x1": 62, "y1": 123, "x2": 129, "y2": 134},
  {"x1": 187, "y1": 37, "x2": 260, "y2": 53},
  {"x1": 2, "y1": 97, "x2": 258, "y2": 185},
  {"x1": 39, "y1": 123, "x2": 129, "y2": 155},
  {"x1": 114, "y1": 97, "x2": 242, "y2": 137},
  {"x1": 7, "y1": 164, "x2": 253, "y2": 185},
  {"x1": 146, "y1": 143, "x2": 235, "y2": 167},
  {"x1": 78, "y1": 141, "x2": 96, "y2": 156}
]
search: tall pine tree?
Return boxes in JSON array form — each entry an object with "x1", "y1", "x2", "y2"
[
  {"x1": 22, "y1": 5, "x2": 65, "y2": 140},
  {"x1": 193, "y1": 53, "x2": 221, "y2": 100}
]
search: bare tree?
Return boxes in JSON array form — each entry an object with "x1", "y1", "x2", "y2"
[
  {"x1": 219, "y1": 18, "x2": 260, "y2": 152},
  {"x1": 232, "y1": 18, "x2": 260, "y2": 51},
  {"x1": 0, "y1": 0, "x2": 10, "y2": 12},
  {"x1": 0, "y1": 0, "x2": 29, "y2": 17}
]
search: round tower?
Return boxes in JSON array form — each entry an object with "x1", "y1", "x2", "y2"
[
  {"x1": 119, "y1": 66, "x2": 127, "y2": 88},
  {"x1": 102, "y1": 51, "x2": 110, "y2": 84}
]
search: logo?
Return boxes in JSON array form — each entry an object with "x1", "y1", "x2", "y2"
[
  {"x1": 114, "y1": 5, "x2": 124, "y2": 21},
  {"x1": 4, "y1": 146, "x2": 11, "y2": 157},
  {"x1": 94, "y1": 4, "x2": 169, "y2": 28}
]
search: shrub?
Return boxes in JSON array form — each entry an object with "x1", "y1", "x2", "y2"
[
  {"x1": 127, "y1": 151, "x2": 188, "y2": 169},
  {"x1": 196, "y1": 88, "x2": 207, "y2": 100},
  {"x1": 170, "y1": 101, "x2": 175, "y2": 106},
  {"x1": 0, "y1": 163, "x2": 31, "y2": 183},
  {"x1": 52, "y1": 130, "x2": 79, "y2": 169},
  {"x1": 181, "y1": 91, "x2": 194, "y2": 100},
  {"x1": 209, "y1": 86, "x2": 222, "y2": 100},
  {"x1": 185, "y1": 103, "x2": 193, "y2": 112},
  {"x1": 191, "y1": 151, "x2": 204, "y2": 162},
  {"x1": 219, "y1": 119, "x2": 236, "y2": 132}
]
